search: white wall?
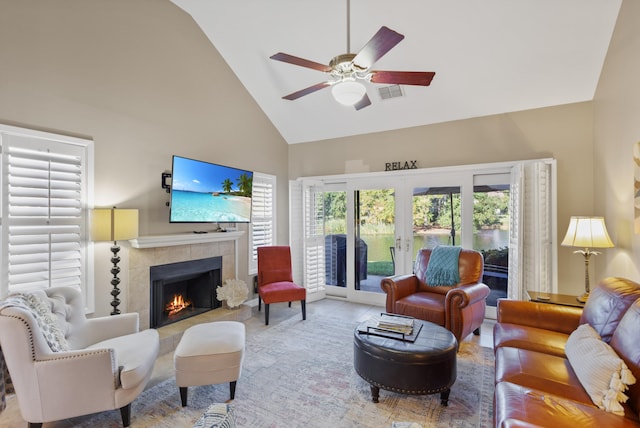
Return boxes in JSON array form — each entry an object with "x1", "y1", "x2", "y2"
[
  {"x1": 0, "y1": 0, "x2": 289, "y2": 316},
  {"x1": 594, "y1": 0, "x2": 640, "y2": 283}
]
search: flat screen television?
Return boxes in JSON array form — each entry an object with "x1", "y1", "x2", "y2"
[{"x1": 169, "y1": 155, "x2": 253, "y2": 223}]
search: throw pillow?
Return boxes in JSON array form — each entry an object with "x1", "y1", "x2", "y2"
[
  {"x1": 0, "y1": 292, "x2": 69, "y2": 352},
  {"x1": 565, "y1": 323, "x2": 636, "y2": 416},
  {"x1": 193, "y1": 403, "x2": 236, "y2": 428}
]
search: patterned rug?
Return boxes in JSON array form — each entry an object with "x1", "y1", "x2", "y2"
[{"x1": 69, "y1": 311, "x2": 494, "y2": 427}]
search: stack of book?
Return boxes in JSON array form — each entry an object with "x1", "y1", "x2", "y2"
[{"x1": 377, "y1": 314, "x2": 414, "y2": 335}]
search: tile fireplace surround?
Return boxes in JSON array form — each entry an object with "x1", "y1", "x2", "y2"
[{"x1": 128, "y1": 232, "x2": 246, "y2": 330}]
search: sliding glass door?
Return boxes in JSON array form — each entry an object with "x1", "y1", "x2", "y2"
[
  {"x1": 411, "y1": 185, "x2": 462, "y2": 256},
  {"x1": 323, "y1": 187, "x2": 348, "y2": 298},
  {"x1": 352, "y1": 187, "x2": 396, "y2": 295},
  {"x1": 293, "y1": 159, "x2": 555, "y2": 311},
  {"x1": 393, "y1": 173, "x2": 470, "y2": 275},
  {"x1": 472, "y1": 174, "x2": 510, "y2": 318},
  {"x1": 323, "y1": 181, "x2": 397, "y2": 304}
]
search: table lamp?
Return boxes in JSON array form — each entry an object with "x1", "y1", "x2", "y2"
[
  {"x1": 92, "y1": 207, "x2": 139, "y2": 315},
  {"x1": 561, "y1": 216, "x2": 614, "y2": 303}
]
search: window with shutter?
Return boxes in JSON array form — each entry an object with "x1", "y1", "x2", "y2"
[
  {"x1": 1, "y1": 125, "x2": 93, "y2": 308},
  {"x1": 249, "y1": 172, "x2": 276, "y2": 274}
]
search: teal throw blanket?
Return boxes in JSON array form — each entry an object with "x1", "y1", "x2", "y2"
[{"x1": 425, "y1": 245, "x2": 462, "y2": 286}]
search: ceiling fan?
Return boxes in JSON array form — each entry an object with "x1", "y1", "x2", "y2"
[{"x1": 269, "y1": 7, "x2": 435, "y2": 111}]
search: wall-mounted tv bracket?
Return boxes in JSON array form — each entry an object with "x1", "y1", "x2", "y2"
[{"x1": 161, "y1": 172, "x2": 172, "y2": 193}]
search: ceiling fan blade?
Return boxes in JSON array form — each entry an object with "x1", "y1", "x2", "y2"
[
  {"x1": 352, "y1": 26, "x2": 405, "y2": 70},
  {"x1": 270, "y1": 52, "x2": 332, "y2": 72},
  {"x1": 281, "y1": 82, "x2": 331, "y2": 100},
  {"x1": 370, "y1": 70, "x2": 436, "y2": 86},
  {"x1": 354, "y1": 93, "x2": 371, "y2": 111}
]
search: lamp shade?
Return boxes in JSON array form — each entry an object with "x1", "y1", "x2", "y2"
[
  {"x1": 561, "y1": 216, "x2": 614, "y2": 248},
  {"x1": 91, "y1": 208, "x2": 139, "y2": 242},
  {"x1": 331, "y1": 80, "x2": 366, "y2": 106}
]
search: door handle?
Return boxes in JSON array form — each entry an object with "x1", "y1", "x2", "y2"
[{"x1": 395, "y1": 237, "x2": 401, "y2": 250}]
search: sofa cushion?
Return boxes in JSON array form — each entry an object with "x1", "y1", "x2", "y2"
[
  {"x1": 395, "y1": 293, "x2": 446, "y2": 326},
  {"x1": 493, "y1": 322, "x2": 572, "y2": 358},
  {"x1": 88, "y1": 328, "x2": 159, "y2": 389},
  {"x1": 565, "y1": 323, "x2": 636, "y2": 416},
  {"x1": 494, "y1": 381, "x2": 638, "y2": 428},
  {"x1": 495, "y1": 346, "x2": 593, "y2": 404},
  {"x1": 258, "y1": 280, "x2": 305, "y2": 303},
  {"x1": 580, "y1": 277, "x2": 640, "y2": 343}
]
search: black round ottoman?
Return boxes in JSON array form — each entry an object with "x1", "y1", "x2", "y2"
[{"x1": 353, "y1": 318, "x2": 457, "y2": 405}]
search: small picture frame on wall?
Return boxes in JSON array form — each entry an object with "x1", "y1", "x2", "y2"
[{"x1": 634, "y1": 142, "x2": 640, "y2": 233}]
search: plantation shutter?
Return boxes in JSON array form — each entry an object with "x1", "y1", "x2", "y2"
[
  {"x1": 507, "y1": 164, "x2": 524, "y2": 300},
  {"x1": 508, "y1": 160, "x2": 555, "y2": 300},
  {"x1": 289, "y1": 180, "x2": 304, "y2": 286},
  {"x1": 249, "y1": 172, "x2": 275, "y2": 274},
  {"x1": 1, "y1": 127, "x2": 91, "y2": 300},
  {"x1": 304, "y1": 183, "x2": 325, "y2": 295},
  {"x1": 289, "y1": 179, "x2": 326, "y2": 302}
]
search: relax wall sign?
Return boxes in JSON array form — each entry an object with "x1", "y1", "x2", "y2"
[{"x1": 385, "y1": 160, "x2": 418, "y2": 171}]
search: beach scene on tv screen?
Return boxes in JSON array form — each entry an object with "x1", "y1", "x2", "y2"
[{"x1": 170, "y1": 157, "x2": 252, "y2": 223}]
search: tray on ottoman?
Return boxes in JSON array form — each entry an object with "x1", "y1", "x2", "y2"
[{"x1": 356, "y1": 313, "x2": 423, "y2": 342}]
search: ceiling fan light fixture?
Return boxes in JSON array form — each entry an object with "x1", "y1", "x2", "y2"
[{"x1": 331, "y1": 80, "x2": 366, "y2": 106}]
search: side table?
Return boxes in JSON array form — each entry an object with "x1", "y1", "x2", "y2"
[{"x1": 527, "y1": 291, "x2": 585, "y2": 308}]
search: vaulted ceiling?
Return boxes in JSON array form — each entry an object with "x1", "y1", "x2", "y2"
[{"x1": 171, "y1": 0, "x2": 621, "y2": 144}]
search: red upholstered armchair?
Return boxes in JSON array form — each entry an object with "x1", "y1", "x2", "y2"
[
  {"x1": 380, "y1": 247, "x2": 489, "y2": 344},
  {"x1": 257, "y1": 246, "x2": 306, "y2": 325}
]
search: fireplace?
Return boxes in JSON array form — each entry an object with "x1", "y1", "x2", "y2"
[{"x1": 150, "y1": 256, "x2": 222, "y2": 328}]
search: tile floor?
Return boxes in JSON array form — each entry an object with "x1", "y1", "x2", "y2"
[{"x1": 0, "y1": 298, "x2": 495, "y2": 427}]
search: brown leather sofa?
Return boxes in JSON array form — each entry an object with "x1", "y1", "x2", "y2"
[
  {"x1": 381, "y1": 247, "x2": 489, "y2": 344},
  {"x1": 493, "y1": 277, "x2": 640, "y2": 427}
]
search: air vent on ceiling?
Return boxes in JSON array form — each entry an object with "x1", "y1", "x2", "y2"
[{"x1": 378, "y1": 85, "x2": 404, "y2": 100}]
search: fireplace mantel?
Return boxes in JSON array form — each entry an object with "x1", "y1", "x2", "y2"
[{"x1": 129, "y1": 231, "x2": 244, "y2": 249}]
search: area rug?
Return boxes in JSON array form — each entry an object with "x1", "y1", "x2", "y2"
[{"x1": 71, "y1": 312, "x2": 494, "y2": 427}]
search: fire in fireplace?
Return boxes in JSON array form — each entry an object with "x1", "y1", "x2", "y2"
[
  {"x1": 150, "y1": 256, "x2": 222, "y2": 328},
  {"x1": 166, "y1": 294, "x2": 192, "y2": 317}
]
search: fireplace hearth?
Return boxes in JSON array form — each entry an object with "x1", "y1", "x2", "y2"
[{"x1": 150, "y1": 256, "x2": 222, "y2": 328}]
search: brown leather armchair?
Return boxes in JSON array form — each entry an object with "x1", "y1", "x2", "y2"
[{"x1": 380, "y1": 248, "x2": 489, "y2": 343}]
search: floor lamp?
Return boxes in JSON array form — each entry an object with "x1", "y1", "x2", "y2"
[
  {"x1": 561, "y1": 216, "x2": 614, "y2": 303},
  {"x1": 92, "y1": 207, "x2": 139, "y2": 315}
]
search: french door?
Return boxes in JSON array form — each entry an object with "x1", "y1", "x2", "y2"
[{"x1": 396, "y1": 173, "x2": 470, "y2": 275}]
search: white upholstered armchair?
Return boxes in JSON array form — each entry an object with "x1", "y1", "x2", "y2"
[{"x1": 0, "y1": 286, "x2": 159, "y2": 427}]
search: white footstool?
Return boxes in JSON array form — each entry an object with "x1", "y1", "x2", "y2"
[{"x1": 174, "y1": 321, "x2": 245, "y2": 407}]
